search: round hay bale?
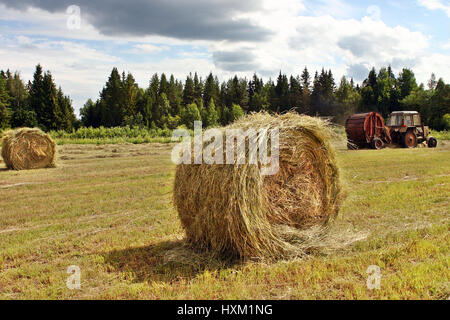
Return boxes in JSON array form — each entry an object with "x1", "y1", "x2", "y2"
[
  {"x1": 1, "y1": 128, "x2": 56, "y2": 170},
  {"x1": 173, "y1": 112, "x2": 343, "y2": 259}
]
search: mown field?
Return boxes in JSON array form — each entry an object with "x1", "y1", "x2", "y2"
[{"x1": 0, "y1": 139, "x2": 449, "y2": 300}]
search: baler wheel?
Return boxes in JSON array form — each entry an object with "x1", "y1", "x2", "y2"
[{"x1": 370, "y1": 138, "x2": 384, "y2": 150}]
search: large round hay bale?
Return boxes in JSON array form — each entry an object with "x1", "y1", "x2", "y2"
[
  {"x1": 1, "y1": 128, "x2": 56, "y2": 170},
  {"x1": 173, "y1": 113, "x2": 342, "y2": 259}
]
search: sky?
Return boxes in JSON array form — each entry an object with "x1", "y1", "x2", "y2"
[{"x1": 0, "y1": 0, "x2": 449, "y2": 116}]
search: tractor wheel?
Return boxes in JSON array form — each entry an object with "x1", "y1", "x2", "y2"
[
  {"x1": 428, "y1": 137, "x2": 438, "y2": 148},
  {"x1": 370, "y1": 138, "x2": 384, "y2": 150},
  {"x1": 403, "y1": 131, "x2": 417, "y2": 148}
]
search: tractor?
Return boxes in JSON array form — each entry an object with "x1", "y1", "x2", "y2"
[
  {"x1": 385, "y1": 111, "x2": 437, "y2": 148},
  {"x1": 345, "y1": 111, "x2": 437, "y2": 150}
]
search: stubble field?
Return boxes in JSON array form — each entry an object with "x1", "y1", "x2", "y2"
[{"x1": 0, "y1": 140, "x2": 449, "y2": 299}]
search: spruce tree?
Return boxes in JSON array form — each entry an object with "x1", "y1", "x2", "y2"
[
  {"x1": 6, "y1": 71, "x2": 28, "y2": 111},
  {"x1": 159, "y1": 73, "x2": 169, "y2": 97},
  {"x1": 123, "y1": 73, "x2": 138, "y2": 119},
  {"x1": 80, "y1": 99, "x2": 97, "y2": 127},
  {"x1": 0, "y1": 72, "x2": 11, "y2": 129},
  {"x1": 29, "y1": 64, "x2": 46, "y2": 128},
  {"x1": 429, "y1": 79, "x2": 450, "y2": 130},
  {"x1": 99, "y1": 68, "x2": 123, "y2": 127},
  {"x1": 148, "y1": 73, "x2": 160, "y2": 125},
  {"x1": 203, "y1": 73, "x2": 219, "y2": 110},
  {"x1": 158, "y1": 93, "x2": 171, "y2": 127},
  {"x1": 57, "y1": 87, "x2": 76, "y2": 131},
  {"x1": 289, "y1": 75, "x2": 302, "y2": 113},
  {"x1": 301, "y1": 67, "x2": 311, "y2": 114},
  {"x1": 41, "y1": 71, "x2": 62, "y2": 131},
  {"x1": 193, "y1": 72, "x2": 203, "y2": 106},
  {"x1": 275, "y1": 72, "x2": 290, "y2": 112},
  {"x1": 167, "y1": 74, "x2": 181, "y2": 116},
  {"x1": 183, "y1": 74, "x2": 195, "y2": 106}
]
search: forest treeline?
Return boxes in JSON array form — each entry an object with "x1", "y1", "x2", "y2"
[
  {"x1": 1, "y1": 64, "x2": 449, "y2": 132},
  {"x1": 0, "y1": 65, "x2": 77, "y2": 132}
]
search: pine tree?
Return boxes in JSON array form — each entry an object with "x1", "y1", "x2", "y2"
[
  {"x1": 10, "y1": 108, "x2": 38, "y2": 128},
  {"x1": 7, "y1": 69, "x2": 36, "y2": 128},
  {"x1": 147, "y1": 73, "x2": 160, "y2": 125},
  {"x1": 248, "y1": 73, "x2": 265, "y2": 112},
  {"x1": 100, "y1": 68, "x2": 123, "y2": 127},
  {"x1": 158, "y1": 92, "x2": 171, "y2": 128},
  {"x1": 275, "y1": 72, "x2": 289, "y2": 112},
  {"x1": 289, "y1": 75, "x2": 302, "y2": 113},
  {"x1": 29, "y1": 64, "x2": 47, "y2": 128},
  {"x1": 57, "y1": 87, "x2": 73, "y2": 131},
  {"x1": 122, "y1": 73, "x2": 138, "y2": 119},
  {"x1": 136, "y1": 88, "x2": 152, "y2": 127},
  {"x1": 429, "y1": 79, "x2": 450, "y2": 130},
  {"x1": 41, "y1": 71, "x2": 63, "y2": 131},
  {"x1": 398, "y1": 68, "x2": 418, "y2": 100},
  {"x1": 300, "y1": 67, "x2": 311, "y2": 114},
  {"x1": 159, "y1": 73, "x2": 169, "y2": 97},
  {"x1": 80, "y1": 99, "x2": 97, "y2": 127},
  {"x1": 335, "y1": 76, "x2": 361, "y2": 123},
  {"x1": 183, "y1": 74, "x2": 195, "y2": 106},
  {"x1": 267, "y1": 79, "x2": 278, "y2": 113},
  {"x1": 203, "y1": 73, "x2": 219, "y2": 110},
  {"x1": 167, "y1": 74, "x2": 181, "y2": 116},
  {"x1": 193, "y1": 72, "x2": 203, "y2": 106},
  {"x1": 6, "y1": 71, "x2": 28, "y2": 111},
  {"x1": 360, "y1": 67, "x2": 378, "y2": 112},
  {"x1": 310, "y1": 71, "x2": 320, "y2": 115},
  {"x1": 0, "y1": 72, "x2": 11, "y2": 129}
]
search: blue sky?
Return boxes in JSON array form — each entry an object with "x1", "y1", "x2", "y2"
[{"x1": 0, "y1": 0, "x2": 449, "y2": 115}]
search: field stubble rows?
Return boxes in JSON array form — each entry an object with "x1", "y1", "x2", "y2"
[{"x1": 0, "y1": 140, "x2": 449, "y2": 299}]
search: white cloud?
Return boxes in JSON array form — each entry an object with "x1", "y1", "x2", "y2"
[
  {"x1": 215, "y1": 2, "x2": 433, "y2": 81},
  {"x1": 414, "y1": 53, "x2": 450, "y2": 83},
  {"x1": 418, "y1": 0, "x2": 450, "y2": 17},
  {"x1": 0, "y1": 36, "x2": 121, "y2": 113},
  {"x1": 0, "y1": 4, "x2": 210, "y2": 46},
  {"x1": 0, "y1": 35, "x2": 219, "y2": 114},
  {"x1": 307, "y1": 0, "x2": 358, "y2": 19},
  {"x1": 133, "y1": 44, "x2": 169, "y2": 54}
]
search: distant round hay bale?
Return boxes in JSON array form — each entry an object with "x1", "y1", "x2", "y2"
[
  {"x1": 173, "y1": 112, "x2": 342, "y2": 259},
  {"x1": 1, "y1": 128, "x2": 56, "y2": 170}
]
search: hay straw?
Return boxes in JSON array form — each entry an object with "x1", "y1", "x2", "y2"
[
  {"x1": 1, "y1": 128, "x2": 56, "y2": 170},
  {"x1": 173, "y1": 112, "x2": 343, "y2": 260}
]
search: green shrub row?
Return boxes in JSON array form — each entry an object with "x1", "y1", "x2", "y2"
[{"x1": 49, "y1": 126, "x2": 173, "y2": 140}]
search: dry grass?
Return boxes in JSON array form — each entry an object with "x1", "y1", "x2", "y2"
[
  {"x1": 0, "y1": 141, "x2": 448, "y2": 299},
  {"x1": 174, "y1": 113, "x2": 343, "y2": 259},
  {"x1": 1, "y1": 128, "x2": 56, "y2": 170}
]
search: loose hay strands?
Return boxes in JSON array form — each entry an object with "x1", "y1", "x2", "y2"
[
  {"x1": 173, "y1": 112, "x2": 343, "y2": 260},
  {"x1": 1, "y1": 128, "x2": 56, "y2": 170}
]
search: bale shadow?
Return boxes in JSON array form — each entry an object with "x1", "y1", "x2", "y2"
[{"x1": 103, "y1": 240, "x2": 241, "y2": 283}]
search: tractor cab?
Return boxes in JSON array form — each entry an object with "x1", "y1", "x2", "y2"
[{"x1": 387, "y1": 111, "x2": 422, "y2": 128}]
